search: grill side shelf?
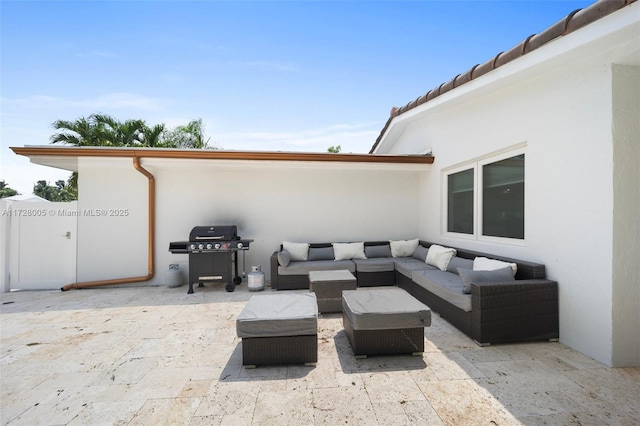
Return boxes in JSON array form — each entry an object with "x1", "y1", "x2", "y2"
[{"x1": 168, "y1": 241, "x2": 189, "y2": 253}]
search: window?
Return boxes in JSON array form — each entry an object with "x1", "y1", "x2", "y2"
[
  {"x1": 445, "y1": 151, "x2": 525, "y2": 241},
  {"x1": 447, "y1": 169, "x2": 474, "y2": 234},
  {"x1": 482, "y1": 154, "x2": 525, "y2": 239}
]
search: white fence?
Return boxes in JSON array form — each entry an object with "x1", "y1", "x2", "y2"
[{"x1": 1, "y1": 199, "x2": 77, "y2": 291}]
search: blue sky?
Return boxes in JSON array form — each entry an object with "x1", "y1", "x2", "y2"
[{"x1": 1, "y1": 0, "x2": 593, "y2": 195}]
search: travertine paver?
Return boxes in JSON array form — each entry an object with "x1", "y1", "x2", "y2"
[{"x1": 1, "y1": 284, "x2": 639, "y2": 425}]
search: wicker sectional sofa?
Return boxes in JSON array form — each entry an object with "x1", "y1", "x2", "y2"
[
  {"x1": 271, "y1": 241, "x2": 398, "y2": 290},
  {"x1": 270, "y1": 240, "x2": 559, "y2": 346}
]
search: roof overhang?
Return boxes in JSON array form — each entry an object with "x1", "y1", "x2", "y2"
[
  {"x1": 10, "y1": 145, "x2": 434, "y2": 173},
  {"x1": 371, "y1": 0, "x2": 639, "y2": 153}
]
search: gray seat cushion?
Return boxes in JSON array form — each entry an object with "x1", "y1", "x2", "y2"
[
  {"x1": 353, "y1": 258, "x2": 395, "y2": 273},
  {"x1": 342, "y1": 288, "x2": 431, "y2": 330},
  {"x1": 393, "y1": 258, "x2": 437, "y2": 278},
  {"x1": 457, "y1": 267, "x2": 514, "y2": 293},
  {"x1": 236, "y1": 293, "x2": 318, "y2": 338},
  {"x1": 411, "y1": 269, "x2": 472, "y2": 312},
  {"x1": 278, "y1": 259, "x2": 355, "y2": 275}
]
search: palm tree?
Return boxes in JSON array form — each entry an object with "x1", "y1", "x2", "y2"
[
  {"x1": 51, "y1": 114, "x2": 214, "y2": 149},
  {"x1": 91, "y1": 114, "x2": 147, "y2": 147},
  {"x1": 51, "y1": 114, "x2": 150, "y2": 147},
  {"x1": 47, "y1": 114, "x2": 216, "y2": 197},
  {"x1": 50, "y1": 116, "x2": 103, "y2": 146},
  {"x1": 34, "y1": 180, "x2": 56, "y2": 201},
  {"x1": 0, "y1": 180, "x2": 19, "y2": 198},
  {"x1": 141, "y1": 123, "x2": 167, "y2": 147},
  {"x1": 164, "y1": 119, "x2": 212, "y2": 149},
  {"x1": 182, "y1": 118, "x2": 211, "y2": 149},
  {"x1": 32, "y1": 180, "x2": 77, "y2": 201},
  {"x1": 55, "y1": 180, "x2": 76, "y2": 201}
]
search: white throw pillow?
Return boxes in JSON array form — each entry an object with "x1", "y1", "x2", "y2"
[
  {"x1": 332, "y1": 242, "x2": 366, "y2": 260},
  {"x1": 389, "y1": 239, "x2": 419, "y2": 257},
  {"x1": 282, "y1": 241, "x2": 309, "y2": 261},
  {"x1": 425, "y1": 244, "x2": 457, "y2": 271},
  {"x1": 473, "y1": 257, "x2": 518, "y2": 275}
]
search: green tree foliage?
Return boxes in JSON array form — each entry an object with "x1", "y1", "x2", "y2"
[
  {"x1": 48, "y1": 114, "x2": 218, "y2": 198},
  {"x1": 50, "y1": 113, "x2": 215, "y2": 149},
  {"x1": 0, "y1": 180, "x2": 20, "y2": 198},
  {"x1": 327, "y1": 145, "x2": 341, "y2": 153},
  {"x1": 33, "y1": 179, "x2": 77, "y2": 202},
  {"x1": 162, "y1": 118, "x2": 212, "y2": 149}
]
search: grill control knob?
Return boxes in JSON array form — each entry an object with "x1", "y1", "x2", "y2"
[
  {"x1": 206, "y1": 243, "x2": 213, "y2": 250},
  {"x1": 214, "y1": 243, "x2": 221, "y2": 250},
  {"x1": 237, "y1": 242, "x2": 244, "y2": 249},
  {"x1": 189, "y1": 243, "x2": 196, "y2": 250},
  {"x1": 198, "y1": 243, "x2": 204, "y2": 250}
]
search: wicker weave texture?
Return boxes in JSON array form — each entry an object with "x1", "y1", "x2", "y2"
[
  {"x1": 472, "y1": 280, "x2": 559, "y2": 343},
  {"x1": 310, "y1": 276, "x2": 357, "y2": 313},
  {"x1": 275, "y1": 274, "x2": 310, "y2": 290},
  {"x1": 343, "y1": 311, "x2": 424, "y2": 356},
  {"x1": 356, "y1": 270, "x2": 396, "y2": 287},
  {"x1": 241, "y1": 335, "x2": 318, "y2": 366}
]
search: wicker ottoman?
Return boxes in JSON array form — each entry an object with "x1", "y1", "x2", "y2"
[
  {"x1": 236, "y1": 292, "x2": 318, "y2": 367},
  {"x1": 342, "y1": 288, "x2": 431, "y2": 358},
  {"x1": 309, "y1": 270, "x2": 357, "y2": 313}
]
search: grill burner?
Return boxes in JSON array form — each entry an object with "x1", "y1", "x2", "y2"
[{"x1": 169, "y1": 226, "x2": 253, "y2": 294}]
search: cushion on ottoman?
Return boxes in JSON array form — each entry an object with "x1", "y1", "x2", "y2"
[
  {"x1": 342, "y1": 288, "x2": 431, "y2": 330},
  {"x1": 236, "y1": 293, "x2": 318, "y2": 338}
]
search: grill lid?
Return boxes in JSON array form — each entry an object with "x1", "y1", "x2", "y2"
[{"x1": 189, "y1": 225, "x2": 238, "y2": 242}]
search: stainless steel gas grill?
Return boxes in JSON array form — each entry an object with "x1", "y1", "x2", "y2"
[{"x1": 169, "y1": 225, "x2": 253, "y2": 294}]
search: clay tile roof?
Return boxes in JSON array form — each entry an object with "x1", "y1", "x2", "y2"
[{"x1": 370, "y1": 0, "x2": 636, "y2": 154}]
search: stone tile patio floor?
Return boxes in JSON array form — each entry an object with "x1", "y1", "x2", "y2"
[{"x1": 1, "y1": 284, "x2": 638, "y2": 426}]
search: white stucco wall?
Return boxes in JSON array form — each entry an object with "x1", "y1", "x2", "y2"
[
  {"x1": 611, "y1": 64, "x2": 640, "y2": 367},
  {"x1": 75, "y1": 157, "x2": 423, "y2": 288},
  {"x1": 387, "y1": 62, "x2": 615, "y2": 366},
  {"x1": 374, "y1": 5, "x2": 640, "y2": 366},
  {"x1": 77, "y1": 158, "x2": 149, "y2": 282}
]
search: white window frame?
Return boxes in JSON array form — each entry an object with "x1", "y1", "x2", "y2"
[
  {"x1": 442, "y1": 145, "x2": 526, "y2": 245},
  {"x1": 442, "y1": 162, "x2": 477, "y2": 241}
]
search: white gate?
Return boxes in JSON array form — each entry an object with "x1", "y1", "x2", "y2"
[{"x1": 6, "y1": 201, "x2": 77, "y2": 290}]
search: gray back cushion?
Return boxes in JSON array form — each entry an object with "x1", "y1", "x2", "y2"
[
  {"x1": 365, "y1": 244, "x2": 392, "y2": 258},
  {"x1": 308, "y1": 246, "x2": 335, "y2": 261},
  {"x1": 446, "y1": 256, "x2": 474, "y2": 274},
  {"x1": 277, "y1": 249, "x2": 291, "y2": 267},
  {"x1": 412, "y1": 245, "x2": 429, "y2": 261}
]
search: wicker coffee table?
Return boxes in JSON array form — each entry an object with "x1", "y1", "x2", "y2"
[
  {"x1": 309, "y1": 270, "x2": 357, "y2": 313},
  {"x1": 342, "y1": 287, "x2": 431, "y2": 357},
  {"x1": 236, "y1": 292, "x2": 318, "y2": 367}
]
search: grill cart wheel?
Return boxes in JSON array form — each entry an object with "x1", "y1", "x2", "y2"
[
  {"x1": 233, "y1": 276, "x2": 243, "y2": 285},
  {"x1": 225, "y1": 283, "x2": 235, "y2": 292}
]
